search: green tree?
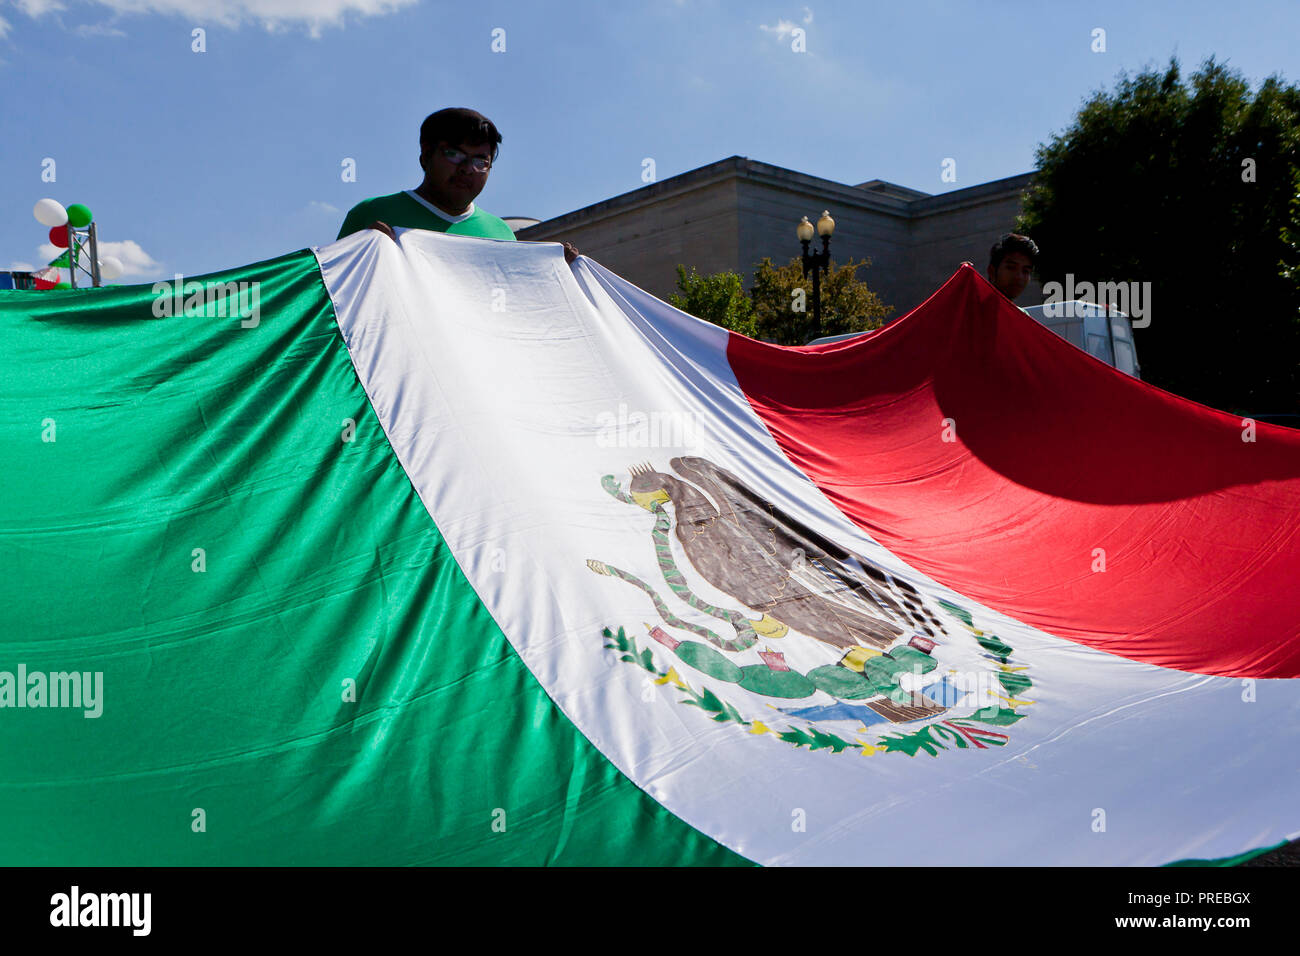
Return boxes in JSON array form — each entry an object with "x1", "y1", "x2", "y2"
[
  {"x1": 1017, "y1": 56, "x2": 1300, "y2": 413},
  {"x1": 750, "y1": 257, "x2": 892, "y2": 345},
  {"x1": 668, "y1": 265, "x2": 756, "y2": 338},
  {"x1": 1281, "y1": 163, "x2": 1300, "y2": 289}
]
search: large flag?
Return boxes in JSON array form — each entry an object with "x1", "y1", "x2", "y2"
[{"x1": 1, "y1": 230, "x2": 1297, "y2": 866}]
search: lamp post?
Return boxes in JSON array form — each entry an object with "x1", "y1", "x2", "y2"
[{"x1": 797, "y1": 210, "x2": 835, "y2": 335}]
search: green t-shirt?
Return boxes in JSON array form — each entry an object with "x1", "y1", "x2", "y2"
[{"x1": 337, "y1": 190, "x2": 517, "y2": 242}]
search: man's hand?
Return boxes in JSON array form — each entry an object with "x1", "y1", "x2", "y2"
[
  {"x1": 562, "y1": 241, "x2": 579, "y2": 264},
  {"x1": 366, "y1": 221, "x2": 397, "y2": 241}
]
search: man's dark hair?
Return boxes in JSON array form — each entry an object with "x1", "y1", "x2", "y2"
[
  {"x1": 419, "y1": 108, "x2": 502, "y2": 161},
  {"x1": 988, "y1": 233, "x2": 1039, "y2": 270}
]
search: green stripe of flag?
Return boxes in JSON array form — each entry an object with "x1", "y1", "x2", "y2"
[{"x1": 0, "y1": 250, "x2": 749, "y2": 866}]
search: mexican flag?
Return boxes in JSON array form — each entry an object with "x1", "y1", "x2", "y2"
[{"x1": 1, "y1": 230, "x2": 1297, "y2": 866}]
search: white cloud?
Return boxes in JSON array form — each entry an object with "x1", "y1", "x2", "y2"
[
  {"x1": 96, "y1": 238, "x2": 163, "y2": 276},
  {"x1": 307, "y1": 200, "x2": 339, "y2": 214},
  {"x1": 37, "y1": 238, "x2": 162, "y2": 277},
  {"x1": 760, "y1": 7, "x2": 813, "y2": 38},
  {"x1": 13, "y1": 0, "x2": 66, "y2": 15},
  {"x1": 7, "y1": 261, "x2": 37, "y2": 271},
  {"x1": 14, "y1": 0, "x2": 420, "y2": 35},
  {"x1": 759, "y1": 18, "x2": 798, "y2": 39},
  {"x1": 0, "y1": 14, "x2": 10, "y2": 37},
  {"x1": 74, "y1": 21, "x2": 125, "y2": 36}
]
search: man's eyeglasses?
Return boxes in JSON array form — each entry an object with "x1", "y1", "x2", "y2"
[{"x1": 440, "y1": 147, "x2": 492, "y2": 172}]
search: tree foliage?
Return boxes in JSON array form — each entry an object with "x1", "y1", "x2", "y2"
[
  {"x1": 668, "y1": 266, "x2": 756, "y2": 338},
  {"x1": 670, "y1": 258, "x2": 892, "y2": 346},
  {"x1": 1017, "y1": 56, "x2": 1300, "y2": 413},
  {"x1": 750, "y1": 257, "x2": 892, "y2": 345}
]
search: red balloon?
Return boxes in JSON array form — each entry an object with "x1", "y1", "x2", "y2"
[
  {"x1": 48, "y1": 226, "x2": 70, "y2": 248},
  {"x1": 33, "y1": 275, "x2": 59, "y2": 290}
]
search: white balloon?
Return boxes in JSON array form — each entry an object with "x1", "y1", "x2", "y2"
[
  {"x1": 34, "y1": 198, "x2": 68, "y2": 228},
  {"x1": 99, "y1": 256, "x2": 123, "y2": 281}
]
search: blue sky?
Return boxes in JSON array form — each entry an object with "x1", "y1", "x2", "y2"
[{"x1": 2, "y1": 0, "x2": 1298, "y2": 280}]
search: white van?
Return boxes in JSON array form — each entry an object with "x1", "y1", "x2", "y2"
[{"x1": 1021, "y1": 300, "x2": 1141, "y2": 379}]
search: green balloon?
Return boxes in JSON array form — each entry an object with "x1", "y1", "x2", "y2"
[{"x1": 66, "y1": 203, "x2": 93, "y2": 227}]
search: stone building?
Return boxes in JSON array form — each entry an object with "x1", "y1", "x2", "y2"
[{"x1": 515, "y1": 156, "x2": 1040, "y2": 317}]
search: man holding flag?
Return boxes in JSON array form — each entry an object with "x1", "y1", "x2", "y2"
[{"x1": 338, "y1": 106, "x2": 578, "y2": 263}]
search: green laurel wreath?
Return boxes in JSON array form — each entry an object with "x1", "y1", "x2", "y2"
[{"x1": 602, "y1": 605, "x2": 1031, "y2": 758}]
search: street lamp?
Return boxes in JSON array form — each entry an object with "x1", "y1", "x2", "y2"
[{"x1": 797, "y1": 210, "x2": 835, "y2": 334}]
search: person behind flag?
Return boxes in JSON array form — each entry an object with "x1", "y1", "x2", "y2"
[
  {"x1": 985, "y1": 232, "x2": 1038, "y2": 302},
  {"x1": 337, "y1": 107, "x2": 578, "y2": 262}
]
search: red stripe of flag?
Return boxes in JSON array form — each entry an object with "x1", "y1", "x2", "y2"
[{"x1": 728, "y1": 265, "x2": 1300, "y2": 678}]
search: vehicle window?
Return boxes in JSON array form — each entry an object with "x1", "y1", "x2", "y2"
[
  {"x1": 1114, "y1": 340, "x2": 1137, "y2": 376},
  {"x1": 1087, "y1": 333, "x2": 1113, "y2": 364}
]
